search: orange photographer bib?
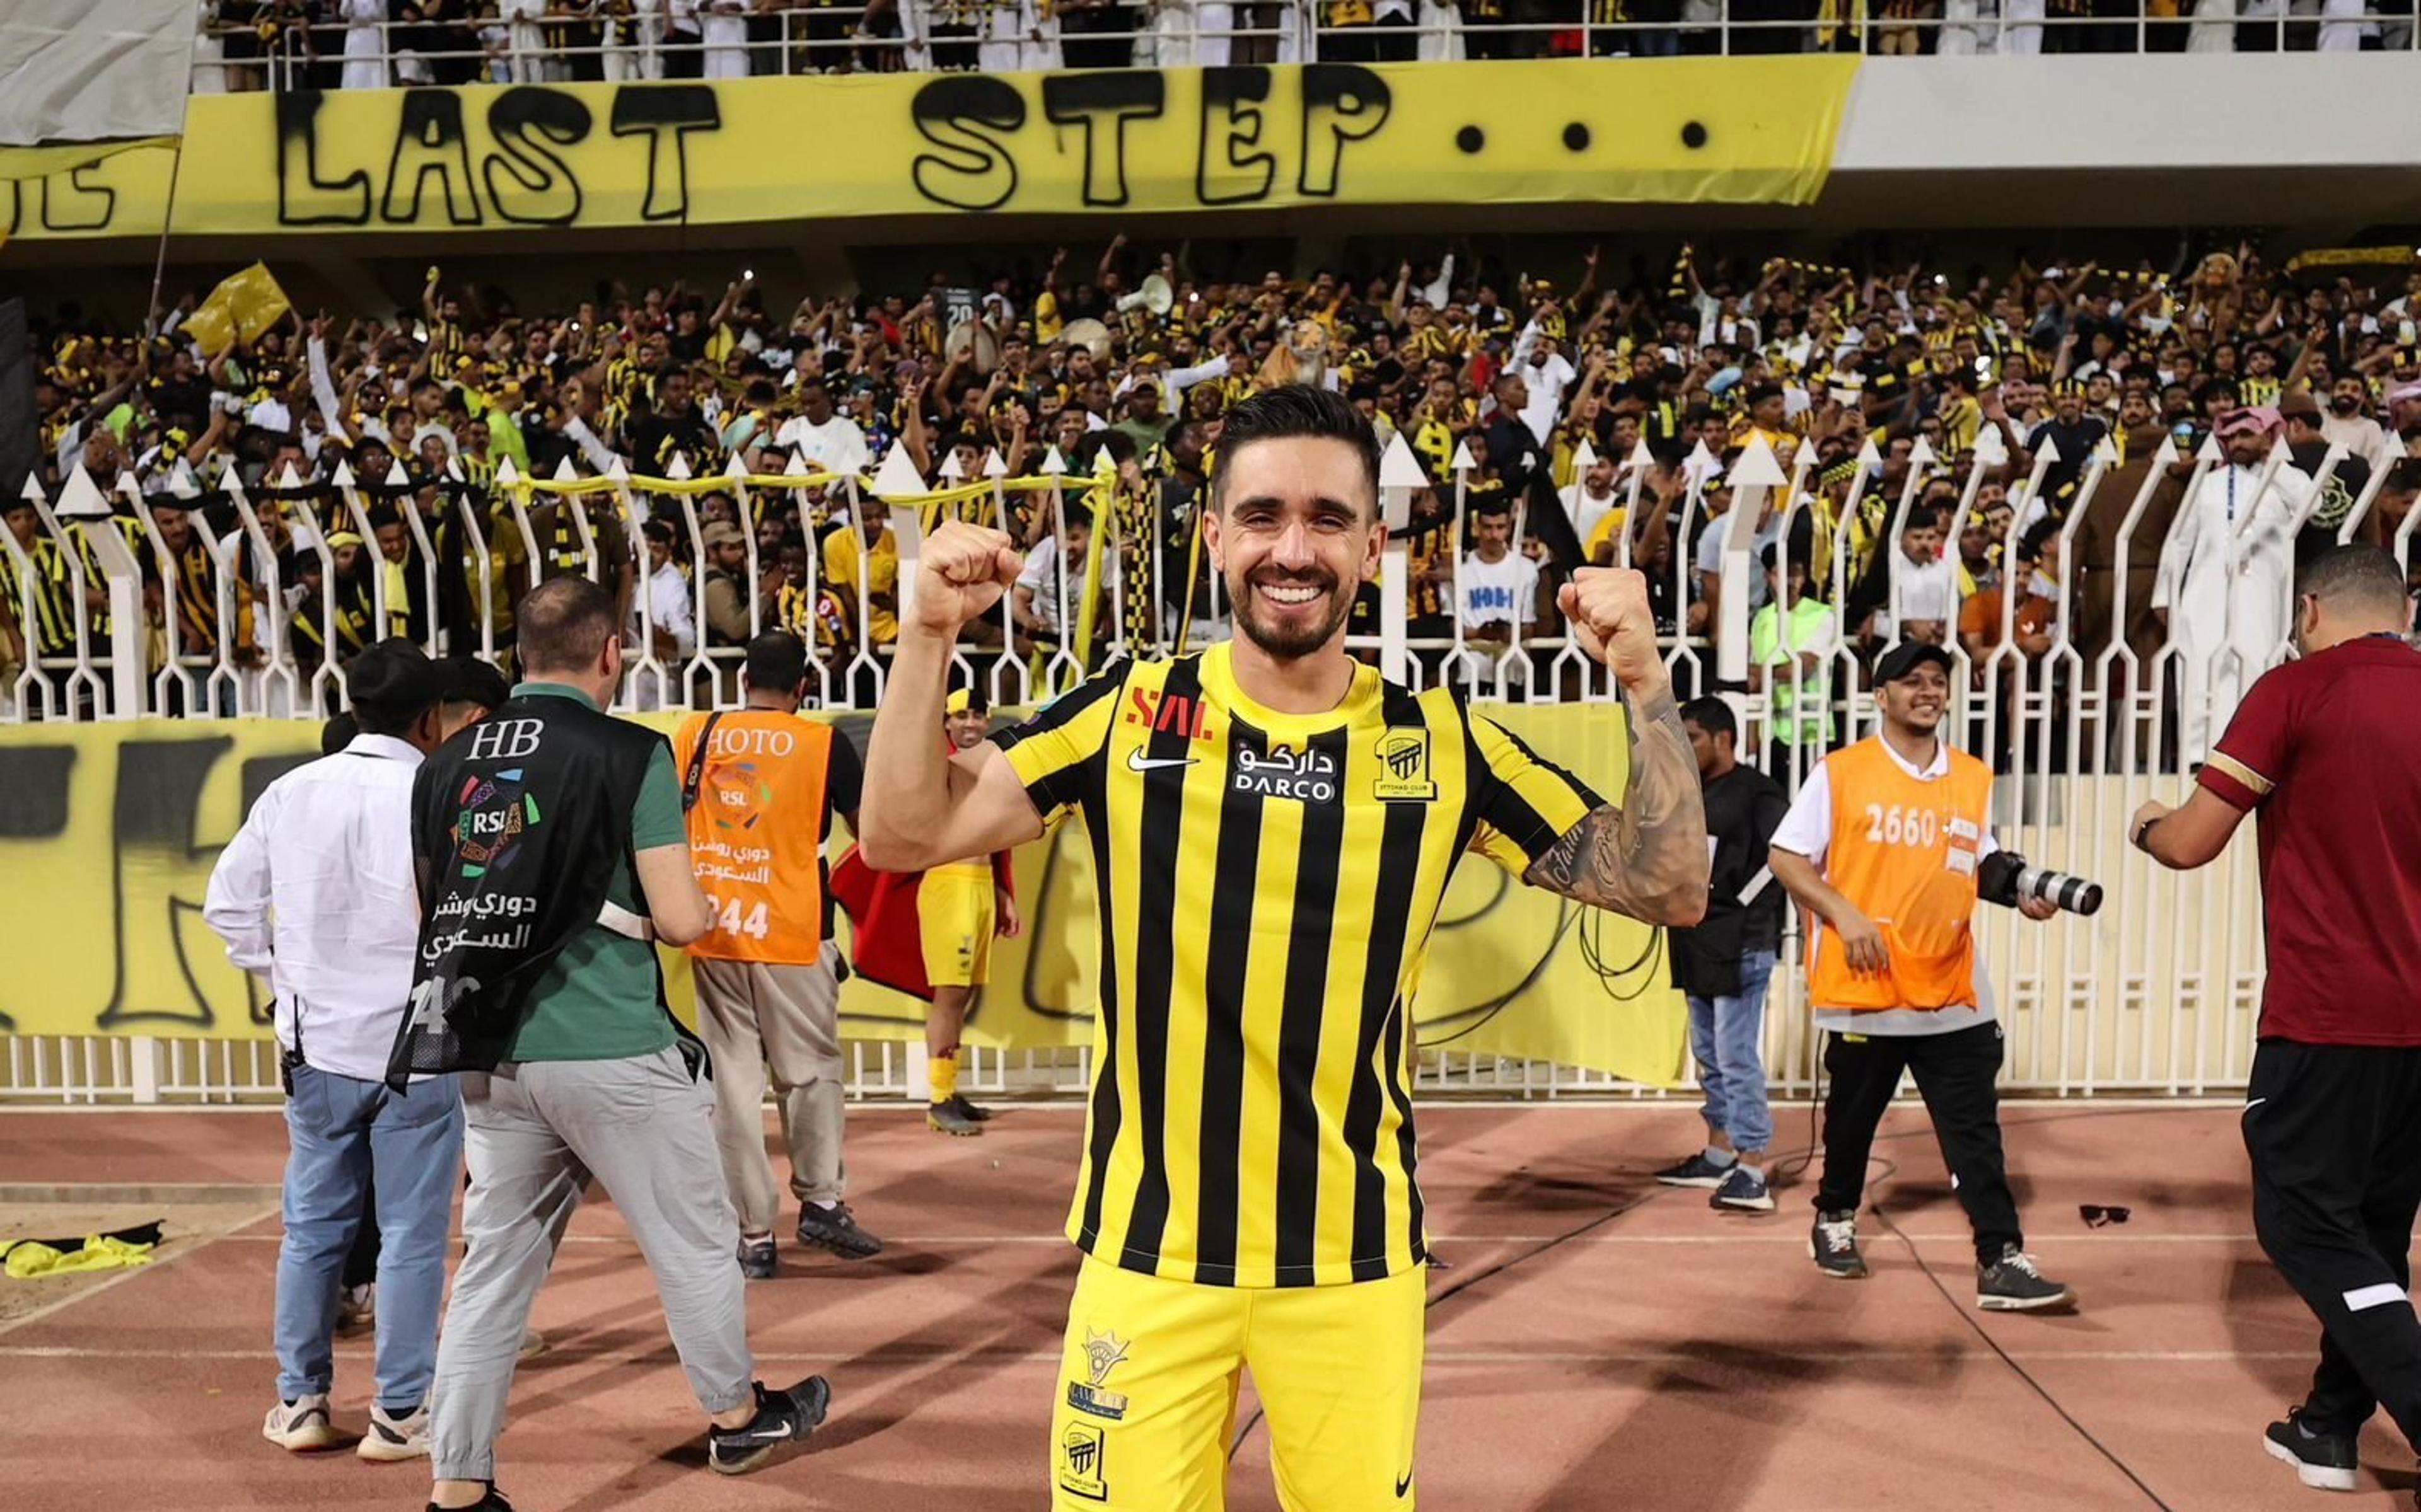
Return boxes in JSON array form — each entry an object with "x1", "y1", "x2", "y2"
[
  {"x1": 1806, "y1": 737, "x2": 1992, "y2": 1013},
  {"x1": 671, "y1": 710, "x2": 835, "y2": 966}
]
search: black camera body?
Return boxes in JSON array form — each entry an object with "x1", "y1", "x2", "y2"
[{"x1": 1978, "y1": 851, "x2": 2103, "y2": 917}]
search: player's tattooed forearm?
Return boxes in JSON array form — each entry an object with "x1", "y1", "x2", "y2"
[{"x1": 1525, "y1": 686, "x2": 1710, "y2": 926}]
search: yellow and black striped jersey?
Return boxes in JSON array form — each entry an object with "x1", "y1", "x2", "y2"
[
  {"x1": 12, "y1": 535, "x2": 86, "y2": 656},
  {"x1": 992, "y1": 640, "x2": 1603, "y2": 1288}
]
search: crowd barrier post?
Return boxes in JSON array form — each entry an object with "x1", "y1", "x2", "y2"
[
  {"x1": 381, "y1": 459, "x2": 442, "y2": 657},
  {"x1": 223, "y1": 471, "x2": 301, "y2": 718},
  {"x1": 329, "y1": 460, "x2": 389, "y2": 645},
  {"x1": 31, "y1": 472, "x2": 112, "y2": 718},
  {"x1": 115, "y1": 470, "x2": 206, "y2": 715},
  {"x1": 55, "y1": 470, "x2": 147, "y2": 720},
  {"x1": 1031, "y1": 455, "x2": 1084, "y2": 700},
  {"x1": 547, "y1": 458, "x2": 603, "y2": 587},
  {"x1": 1716, "y1": 436, "x2": 1787, "y2": 731},
  {"x1": 724, "y1": 455, "x2": 766, "y2": 642},
  {"x1": 271, "y1": 463, "x2": 345, "y2": 713},
  {"x1": 988, "y1": 451, "x2": 1033, "y2": 707},
  {"x1": 871, "y1": 447, "x2": 930, "y2": 706},
  {"x1": 1377, "y1": 431, "x2": 1427, "y2": 688},
  {"x1": 656, "y1": 454, "x2": 723, "y2": 708}
]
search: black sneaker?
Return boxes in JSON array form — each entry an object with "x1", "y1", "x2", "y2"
[
  {"x1": 1976, "y1": 1244, "x2": 2076, "y2": 1312},
  {"x1": 424, "y1": 1485, "x2": 513, "y2": 1511},
  {"x1": 1809, "y1": 1209, "x2": 1868, "y2": 1279},
  {"x1": 2263, "y1": 1407, "x2": 2359, "y2": 1492},
  {"x1": 738, "y1": 1237, "x2": 775, "y2": 1281},
  {"x1": 1655, "y1": 1151, "x2": 1734, "y2": 1189},
  {"x1": 707, "y1": 1376, "x2": 833, "y2": 1476},
  {"x1": 949, "y1": 1092, "x2": 995, "y2": 1123},
  {"x1": 796, "y1": 1201, "x2": 884, "y2": 1259}
]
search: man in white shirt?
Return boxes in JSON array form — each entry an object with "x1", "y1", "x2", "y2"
[
  {"x1": 1509, "y1": 321, "x2": 1579, "y2": 446},
  {"x1": 1561, "y1": 447, "x2": 1623, "y2": 556},
  {"x1": 1881, "y1": 504, "x2": 1959, "y2": 646},
  {"x1": 203, "y1": 640, "x2": 460, "y2": 1463},
  {"x1": 771, "y1": 378, "x2": 869, "y2": 478},
  {"x1": 640, "y1": 517, "x2": 697, "y2": 664},
  {"x1": 1453, "y1": 497, "x2": 1546, "y2": 689},
  {"x1": 2154, "y1": 405, "x2": 2311, "y2": 766}
]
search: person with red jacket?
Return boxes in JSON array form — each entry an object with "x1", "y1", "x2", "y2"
[
  {"x1": 2132, "y1": 546, "x2": 2421, "y2": 1501},
  {"x1": 829, "y1": 687, "x2": 1019, "y2": 1136}
]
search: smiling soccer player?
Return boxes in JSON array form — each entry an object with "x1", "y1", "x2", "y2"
[{"x1": 860, "y1": 384, "x2": 1708, "y2": 1511}]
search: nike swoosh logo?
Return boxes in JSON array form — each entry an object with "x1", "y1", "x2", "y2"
[
  {"x1": 1396, "y1": 1471, "x2": 1414, "y2": 1498},
  {"x1": 1127, "y1": 749, "x2": 1198, "y2": 773},
  {"x1": 2244, "y1": 1097, "x2": 2267, "y2": 1111}
]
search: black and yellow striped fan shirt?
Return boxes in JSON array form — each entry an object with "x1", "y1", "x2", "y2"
[{"x1": 994, "y1": 640, "x2": 1602, "y2": 1288}]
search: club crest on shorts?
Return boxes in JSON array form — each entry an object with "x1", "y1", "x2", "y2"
[
  {"x1": 1373, "y1": 729, "x2": 1437, "y2": 802},
  {"x1": 1059, "y1": 1422, "x2": 1109, "y2": 1501},
  {"x1": 1067, "y1": 1329, "x2": 1132, "y2": 1421}
]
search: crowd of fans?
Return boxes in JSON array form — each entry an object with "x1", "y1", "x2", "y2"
[
  {"x1": 195, "y1": 0, "x2": 2414, "y2": 88},
  {"x1": 9, "y1": 236, "x2": 2421, "y2": 745}
]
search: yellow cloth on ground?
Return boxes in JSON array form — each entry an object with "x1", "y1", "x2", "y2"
[{"x1": 4, "y1": 1233, "x2": 157, "y2": 1279}]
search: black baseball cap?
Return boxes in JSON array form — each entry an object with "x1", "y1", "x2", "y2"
[{"x1": 1874, "y1": 640, "x2": 1954, "y2": 686}]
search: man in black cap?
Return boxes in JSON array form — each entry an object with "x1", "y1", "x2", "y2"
[
  {"x1": 1767, "y1": 640, "x2": 2075, "y2": 1311},
  {"x1": 203, "y1": 638, "x2": 460, "y2": 1463}
]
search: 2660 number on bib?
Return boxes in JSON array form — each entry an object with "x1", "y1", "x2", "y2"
[{"x1": 1862, "y1": 803, "x2": 1941, "y2": 849}]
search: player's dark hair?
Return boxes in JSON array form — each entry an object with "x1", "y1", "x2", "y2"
[
  {"x1": 2298, "y1": 544, "x2": 2408, "y2": 617},
  {"x1": 1681, "y1": 695, "x2": 1736, "y2": 743},
  {"x1": 438, "y1": 655, "x2": 511, "y2": 714},
  {"x1": 515, "y1": 577, "x2": 617, "y2": 678},
  {"x1": 744, "y1": 630, "x2": 809, "y2": 692},
  {"x1": 1212, "y1": 384, "x2": 1382, "y2": 519}
]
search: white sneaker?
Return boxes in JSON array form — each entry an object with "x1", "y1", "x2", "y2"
[
  {"x1": 262, "y1": 1394, "x2": 339, "y2": 1451},
  {"x1": 357, "y1": 1401, "x2": 429, "y2": 1462},
  {"x1": 336, "y1": 1283, "x2": 375, "y2": 1334}
]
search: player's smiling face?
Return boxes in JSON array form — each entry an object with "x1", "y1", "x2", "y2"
[{"x1": 1206, "y1": 436, "x2": 1382, "y2": 663}]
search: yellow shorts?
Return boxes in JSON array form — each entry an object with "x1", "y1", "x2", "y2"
[
  {"x1": 1050, "y1": 1254, "x2": 1426, "y2": 1510},
  {"x1": 918, "y1": 868, "x2": 994, "y2": 989}
]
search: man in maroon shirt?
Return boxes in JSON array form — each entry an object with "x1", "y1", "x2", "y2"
[{"x1": 2132, "y1": 545, "x2": 2421, "y2": 1501}]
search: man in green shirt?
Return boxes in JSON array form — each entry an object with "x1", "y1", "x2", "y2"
[
  {"x1": 1748, "y1": 541, "x2": 1838, "y2": 788},
  {"x1": 422, "y1": 579, "x2": 832, "y2": 1512}
]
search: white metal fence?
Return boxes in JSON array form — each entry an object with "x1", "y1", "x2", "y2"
[
  {"x1": 193, "y1": 1, "x2": 2421, "y2": 97},
  {"x1": 7, "y1": 426, "x2": 2413, "y2": 1105}
]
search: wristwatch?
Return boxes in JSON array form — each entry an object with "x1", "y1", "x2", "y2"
[{"x1": 2129, "y1": 815, "x2": 2159, "y2": 855}]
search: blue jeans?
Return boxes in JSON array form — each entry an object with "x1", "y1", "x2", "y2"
[
  {"x1": 1687, "y1": 949, "x2": 1777, "y2": 1154},
  {"x1": 277, "y1": 1063, "x2": 463, "y2": 1410}
]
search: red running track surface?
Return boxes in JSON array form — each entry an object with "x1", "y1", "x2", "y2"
[{"x1": 0, "y1": 1101, "x2": 2403, "y2": 1509}]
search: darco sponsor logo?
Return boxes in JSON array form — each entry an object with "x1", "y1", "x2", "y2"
[{"x1": 1231, "y1": 743, "x2": 1338, "y2": 803}]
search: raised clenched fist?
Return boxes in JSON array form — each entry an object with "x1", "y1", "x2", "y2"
[
  {"x1": 914, "y1": 521, "x2": 1024, "y2": 640},
  {"x1": 1558, "y1": 567, "x2": 1665, "y2": 694}
]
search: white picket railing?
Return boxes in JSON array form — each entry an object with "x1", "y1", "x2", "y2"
[{"x1": 8, "y1": 429, "x2": 2411, "y2": 1104}]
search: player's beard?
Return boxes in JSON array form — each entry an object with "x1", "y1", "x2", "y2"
[{"x1": 1231, "y1": 563, "x2": 1351, "y2": 661}]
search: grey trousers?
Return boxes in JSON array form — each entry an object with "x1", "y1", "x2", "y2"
[
  {"x1": 428, "y1": 1047, "x2": 755, "y2": 1482},
  {"x1": 694, "y1": 952, "x2": 847, "y2": 1232}
]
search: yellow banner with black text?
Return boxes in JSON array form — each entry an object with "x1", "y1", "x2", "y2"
[
  {"x1": 2, "y1": 60, "x2": 1854, "y2": 242},
  {"x1": 0, "y1": 705, "x2": 1683, "y2": 1086}
]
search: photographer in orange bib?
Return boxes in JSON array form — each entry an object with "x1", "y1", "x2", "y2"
[
  {"x1": 1768, "y1": 641, "x2": 2077, "y2": 1312},
  {"x1": 672, "y1": 630, "x2": 881, "y2": 1278}
]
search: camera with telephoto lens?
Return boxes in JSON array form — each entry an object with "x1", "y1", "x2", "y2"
[{"x1": 1977, "y1": 851, "x2": 2103, "y2": 917}]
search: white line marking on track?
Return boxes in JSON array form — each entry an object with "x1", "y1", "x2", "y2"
[
  {"x1": 0, "y1": 1344, "x2": 2323, "y2": 1366},
  {"x1": 202, "y1": 1230, "x2": 2264, "y2": 1248}
]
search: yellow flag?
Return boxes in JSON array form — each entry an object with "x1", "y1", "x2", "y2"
[{"x1": 183, "y1": 262, "x2": 292, "y2": 357}]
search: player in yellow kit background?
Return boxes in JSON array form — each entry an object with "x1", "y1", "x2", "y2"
[
  {"x1": 920, "y1": 687, "x2": 1020, "y2": 1136},
  {"x1": 859, "y1": 386, "x2": 1709, "y2": 1510}
]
